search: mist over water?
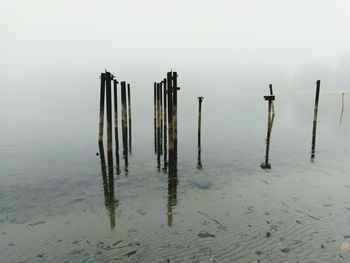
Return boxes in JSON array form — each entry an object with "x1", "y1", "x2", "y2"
[{"x1": 1, "y1": 0, "x2": 350, "y2": 262}]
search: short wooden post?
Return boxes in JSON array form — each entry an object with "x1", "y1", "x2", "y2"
[
  {"x1": 105, "y1": 72, "x2": 113, "y2": 152},
  {"x1": 98, "y1": 73, "x2": 106, "y2": 143},
  {"x1": 198, "y1": 97, "x2": 203, "y2": 147},
  {"x1": 311, "y1": 80, "x2": 321, "y2": 161}
]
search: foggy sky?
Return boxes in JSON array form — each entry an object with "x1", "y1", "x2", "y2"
[{"x1": 1, "y1": 0, "x2": 350, "y2": 95}]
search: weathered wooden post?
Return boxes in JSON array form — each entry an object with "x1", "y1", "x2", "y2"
[
  {"x1": 167, "y1": 72, "x2": 174, "y2": 159},
  {"x1": 197, "y1": 97, "x2": 204, "y2": 169},
  {"x1": 98, "y1": 73, "x2": 106, "y2": 143},
  {"x1": 154, "y1": 82, "x2": 157, "y2": 153},
  {"x1": 113, "y1": 79, "x2": 119, "y2": 151},
  {"x1": 163, "y1": 78, "x2": 168, "y2": 171},
  {"x1": 172, "y1": 72, "x2": 178, "y2": 153},
  {"x1": 167, "y1": 72, "x2": 178, "y2": 225},
  {"x1": 198, "y1": 97, "x2": 204, "y2": 147},
  {"x1": 160, "y1": 81, "x2": 163, "y2": 154},
  {"x1": 157, "y1": 82, "x2": 161, "y2": 170},
  {"x1": 261, "y1": 86, "x2": 275, "y2": 169},
  {"x1": 311, "y1": 80, "x2": 321, "y2": 161},
  {"x1": 127, "y1": 83, "x2": 132, "y2": 153},
  {"x1": 106, "y1": 72, "x2": 113, "y2": 153},
  {"x1": 121, "y1": 81, "x2": 128, "y2": 156}
]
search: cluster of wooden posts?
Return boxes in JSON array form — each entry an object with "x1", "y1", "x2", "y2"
[
  {"x1": 97, "y1": 71, "x2": 133, "y2": 229},
  {"x1": 153, "y1": 71, "x2": 179, "y2": 226},
  {"x1": 154, "y1": 71, "x2": 179, "y2": 172},
  {"x1": 98, "y1": 71, "x2": 132, "y2": 160},
  {"x1": 261, "y1": 80, "x2": 322, "y2": 169},
  {"x1": 96, "y1": 71, "x2": 344, "y2": 228}
]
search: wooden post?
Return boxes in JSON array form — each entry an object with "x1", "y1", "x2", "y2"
[
  {"x1": 127, "y1": 83, "x2": 132, "y2": 153},
  {"x1": 163, "y1": 78, "x2": 168, "y2": 171},
  {"x1": 106, "y1": 72, "x2": 113, "y2": 152},
  {"x1": 157, "y1": 82, "x2": 161, "y2": 170},
  {"x1": 197, "y1": 97, "x2": 203, "y2": 169},
  {"x1": 154, "y1": 82, "x2": 157, "y2": 153},
  {"x1": 160, "y1": 81, "x2": 163, "y2": 155},
  {"x1": 121, "y1": 81, "x2": 128, "y2": 157},
  {"x1": 261, "y1": 92, "x2": 275, "y2": 169},
  {"x1": 172, "y1": 72, "x2": 178, "y2": 153},
  {"x1": 113, "y1": 79, "x2": 119, "y2": 151},
  {"x1": 311, "y1": 80, "x2": 321, "y2": 161},
  {"x1": 167, "y1": 72, "x2": 174, "y2": 155},
  {"x1": 198, "y1": 97, "x2": 203, "y2": 147},
  {"x1": 98, "y1": 73, "x2": 106, "y2": 143}
]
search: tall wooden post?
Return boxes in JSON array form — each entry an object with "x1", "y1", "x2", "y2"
[
  {"x1": 311, "y1": 80, "x2": 321, "y2": 161},
  {"x1": 157, "y1": 82, "x2": 161, "y2": 170},
  {"x1": 154, "y1": 82, "x2": 157, "y2": 153},
  {"x1": 121, "y1": 81, "x2": 128, "y2": 156},
  {"x1": 172, "y1": 72, "x2": 178, "y2": 153},
  {"x1": 127, "y1": 83, "x2": 132, "y2": 153},
  {"x1": 106, "y1": 72, "x2": 113, "y2": 152},
  {"x1": 160, "y1": 81, "x2": 163, "y2": 155},
  {"x1": 163, "y1": 78, "x2": 168, "y2": 171},
  {"x1": 98, "y1": 73, "x2": 106, "y2": 143},
  {"x1": 113, "y1": 79, "x2": 119, "y2": 151},
  {"x1": 167, "y1": 72, "x2": 174, "y2": 156}
]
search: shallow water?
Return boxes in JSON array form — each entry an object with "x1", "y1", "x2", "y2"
[{"x1": 1, "y1": 80, "x2": 350, "y2": 262}]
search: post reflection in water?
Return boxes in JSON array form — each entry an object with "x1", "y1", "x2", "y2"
[
  {"x1": 261, "y1": 84, "x2": 275, "y2": 169},
  {"x1": 98, "y1": 142, "x2": 119, "y2": 230}
]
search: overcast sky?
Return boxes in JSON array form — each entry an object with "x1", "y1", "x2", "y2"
[{"x1": 1, "y1": 0, "x2": 350, "y2": 95}]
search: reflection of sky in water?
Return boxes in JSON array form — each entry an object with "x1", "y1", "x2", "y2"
[{"x1": 0, "y1": 81, "x2": 350, "y2": 262}]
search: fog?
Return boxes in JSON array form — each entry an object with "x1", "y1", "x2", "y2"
[{"x1": 1, "y1": 0, "x2": 350, "y2": 109}]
